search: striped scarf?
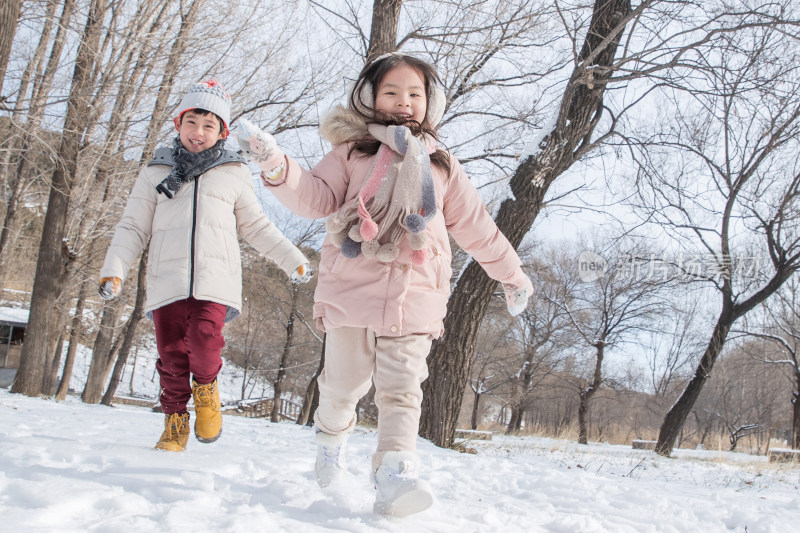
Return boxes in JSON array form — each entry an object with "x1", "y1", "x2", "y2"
[{"x1": 325, "y1": 124, "x2": 437, "y2": 265}]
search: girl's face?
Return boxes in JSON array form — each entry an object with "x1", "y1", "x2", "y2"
[{"x1": 374, "y1": 64, "x2": 428, "y2": 124}]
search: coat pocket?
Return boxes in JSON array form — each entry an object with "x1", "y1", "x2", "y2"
[
  {"x1": 432, "y1": 245, "x2": 444, "y2": 289},
  {"x1": 321, "y1": 249, "x2": 346, "y2": 280},
  {"x1": 147, "y1": 232, "x2": 164, "y2": 276}
]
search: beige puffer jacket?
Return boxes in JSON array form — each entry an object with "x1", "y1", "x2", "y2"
[{"x1": 100, "y1": 156, "x2": 308, "y2": 322}]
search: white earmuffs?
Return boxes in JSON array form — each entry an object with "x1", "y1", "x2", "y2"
[{"x1": 350, "y1": 53, "x2": 447, "y2": 127}]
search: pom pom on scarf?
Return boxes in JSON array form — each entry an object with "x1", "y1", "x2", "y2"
[
  {"x1": 348, "y1": 223, "x2": 365, "y2": 242},
  {"x1": 376, "y1": 243, "x2": 400, "y2": 262},
  {"x1": 341, "y1": 238, "x2": 362, "y2": 258},
  {"x1": 360, "y1": 218, "x2": 379, "y2": 241},
  {"x1": 362, "y1": 240, "x2": 380, "y2": 257},
  {"x1": 405, "y1": 213, "x2": 425, "y2": 233},
  {"x1": 411, "y1": 249, "x2": 428, "y2": 266}
]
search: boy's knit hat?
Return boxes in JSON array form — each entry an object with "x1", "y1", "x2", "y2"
[{"x1": 176, "y1": 79, "x2": 231, "y2": 135}]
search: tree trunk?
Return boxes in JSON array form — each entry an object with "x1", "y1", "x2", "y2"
[
  {"x1": 271, "y1": 287, "x2": 297, "y2": 422},
  {"x1": 0, "y1": 159, "x2": 30, "y2": 276},
  {"x1": 55, "y1": 264, "x2": 94, "y2": 401},
  {"x1": 366, "y1": 0, "x2": 402, "y2": 62},
  {"x1": 656, "y1": 310, "x2": 733, "y2": 456},
  {"x1": 578, "y1": 342, "x2": 606, "y2": 444},
  {"x1": 82, "y1": 299, "x2": 123, "y2": 403},
  {"x1": 419, "y1": 0, "x2": 633, "y2": 448},
  {"x1": 506, "y1": 405, "x2": 523, "y2": 435},
  {"x1": 577, "y1": 394, "x2": 591, "y2": 444},
  {"x1": 10, "y1": 0, "x2": 107, "y2": 396},
  {"x1": 101, "y1": 252, "x2": 147, "y2": 406},
  {"x1": 43, "y1": 331, "x2": 66, "y2": 397},
  {"x1": 470, "y1": 389, "x2": 481, "y2": 430},
  {"x1": 298, "y1": 334, "x2": 325, "y2": 427},
  {"x1": 128, "y1": 345, "x2": 139, "y2": 396},
  {"x1": 792, "y1": 380, "x2": 800, "y2": 449},
  {"x1": 0, "y1": 0, "x2": 22, "y2": 92},
  {"x1": 420, "y1": 262, "x2": 497, "y2": 446}
]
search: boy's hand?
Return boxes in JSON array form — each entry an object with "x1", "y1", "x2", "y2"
[
  {"x1": 99, "y1": 277, "x2": 121, "y2": 300},
  {"x1": 233, "y1": 118, "x2": 284, "y2": 176},
  {"x1": 290, "y1": 263, "x2": 314, "y2": 284},
  {"x1": 503, "y1": 271, "x2": 533, "y2": 317}
]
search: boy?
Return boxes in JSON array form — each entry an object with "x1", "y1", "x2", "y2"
[{"x1": 98, "y1": 80, "x2": 312, "y2": 452}]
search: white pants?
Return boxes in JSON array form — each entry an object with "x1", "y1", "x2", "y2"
[{"x1": 314, "y1": 326, "x2": 432, "y2": 462}]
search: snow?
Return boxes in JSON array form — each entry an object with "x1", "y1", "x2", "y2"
[
  {"x1": 2, "y1": 332, "x2": 799, "y2": 531},
  {"x1": 2, "y1": 388, "x2": 799, "y2": 532},
  {"x1": 0, "y1": 306, "x2": 29, "y2": 326}
]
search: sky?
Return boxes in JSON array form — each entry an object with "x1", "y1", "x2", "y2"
[{"x1": 2, "y1": 342, "x2": 800, "y2": 533}]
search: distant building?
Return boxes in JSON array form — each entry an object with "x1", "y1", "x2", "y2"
[{"x1": 0, "y1": 307, "x2": 27, "y2": 388}]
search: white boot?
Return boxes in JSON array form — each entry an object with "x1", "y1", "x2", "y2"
[
  {"x1": 314, "y1": 429, "x2": 348, "y2": 488},
  {"x1": 373, "y1": 451, "x2": 434, "y2": 516}
]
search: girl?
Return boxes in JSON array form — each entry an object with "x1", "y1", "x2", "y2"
[{"x1": 236, "y1": 53, "x2": 532, "y2": 516}]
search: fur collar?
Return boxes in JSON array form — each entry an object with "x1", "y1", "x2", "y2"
[
  {"x1": 319, "y1": 105, "x2": 368, "y2": 146},
  {"x1": 319, "y1": 105, "x2": 438, "y2": 155}
]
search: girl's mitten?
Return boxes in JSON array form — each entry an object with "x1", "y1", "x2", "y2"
[
  {"x1": 233, "y1": 118, "x2": 285, "y2": 174},
  {"x1": 503, "y1": 271, "x2": 533, "y2": 317}
]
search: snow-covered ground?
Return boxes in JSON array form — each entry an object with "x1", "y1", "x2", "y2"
[{"x1": 1, "y1": 388, "x2": 798, "y2": 533}]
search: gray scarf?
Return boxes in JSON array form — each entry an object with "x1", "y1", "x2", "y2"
[{"x1": 155, "y1": 136, "x2": 227, "y2": 199}]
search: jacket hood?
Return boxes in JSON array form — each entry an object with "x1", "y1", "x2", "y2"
[{"x1": 319, "y1": 105, "x2": 368, "y2": 146}]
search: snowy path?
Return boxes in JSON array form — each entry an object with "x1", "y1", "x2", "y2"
[{"x1": 1, "y1": 390, "x2": 798, "y2": 532}]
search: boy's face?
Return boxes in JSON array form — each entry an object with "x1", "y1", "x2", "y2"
[{"x1": 173, "y1": 110, "x2": 226, "y2": 153}]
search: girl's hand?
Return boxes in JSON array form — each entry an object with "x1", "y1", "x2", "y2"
[
  {"x1": 233, "y1": 118, "x2": 285, "y2": 178},
  {"x1": 290, "y1": 263, "x2": 314, "y2": 284},
  {"x1": 503, "y1": 271, "x2": 533, "y2": 317}
]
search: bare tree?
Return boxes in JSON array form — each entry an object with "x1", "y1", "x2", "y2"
[
  {"x1": 297, "y1": 335, "x2": 325, "y2": 427},
  {"x1": 0, "y1": 0, "x2": 78, "y2": 278},
  {"x1": 367, "y1": 0, "x2": 402, "y2": 62},
  {"x1": 101, "y1": 253, "x2": 147, "y2": 405},
  {"x1": 422, "y1": 0, "x2": 638, "y2": 448},
  {"x1": 617, "y1": 19, "x2": 800, "y2": 456},
  {"x1": 639, "y1": 296, "x2": 704, "y2": 430},
  {"x1": 0, "y1": 0, "x2": 22, "y2": 96},
  {"x1": 496, "y1": 264, "x2": 571, "y2": 434},
  {"x1": 12, "y1": 0, "x2": 110, "y2": 396},
  {"x1": 547, "y1": 241, "x2": 663, "y2": 444},
  {"x1": 736, "y1": 278, "x2": 800, "y2": 449}
]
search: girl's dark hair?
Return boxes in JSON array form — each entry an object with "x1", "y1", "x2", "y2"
[{"x1": 348, "y1": 54, "x2": 451, "y2": 177}]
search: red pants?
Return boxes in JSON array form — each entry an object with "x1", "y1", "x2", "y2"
[{"x1": 152, "y1": 297, "x2": 227, "y2": 414}]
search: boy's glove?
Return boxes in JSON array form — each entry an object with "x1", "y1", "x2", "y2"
[
  {"x1": 99, "y1": 277, "x2": 121, "y2": 300},
  {"x1": 290, "y1": 263, "x2": 314, "y2": 284},
  {"x1": 503, "y1": 271, "x2": 533, "y2": 317},
  {"x1": 233, "y1": 118, "x2": 285, "y2": 177}
]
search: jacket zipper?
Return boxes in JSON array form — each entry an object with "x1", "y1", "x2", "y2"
[{"x1": 189, "y1": 179, "x2": 199, "y2": 297}]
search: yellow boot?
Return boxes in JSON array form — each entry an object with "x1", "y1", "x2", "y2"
[
  {"x1": 192, "y1": 379, "x2": 222, "y2": 443},
  {"x1": 155, "y1": 412, "x2": 190, "y2": 452}
]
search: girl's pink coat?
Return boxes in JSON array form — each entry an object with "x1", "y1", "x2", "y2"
[{"x1": 267, "y1": 143, "x2": 522, "y2": 338}]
